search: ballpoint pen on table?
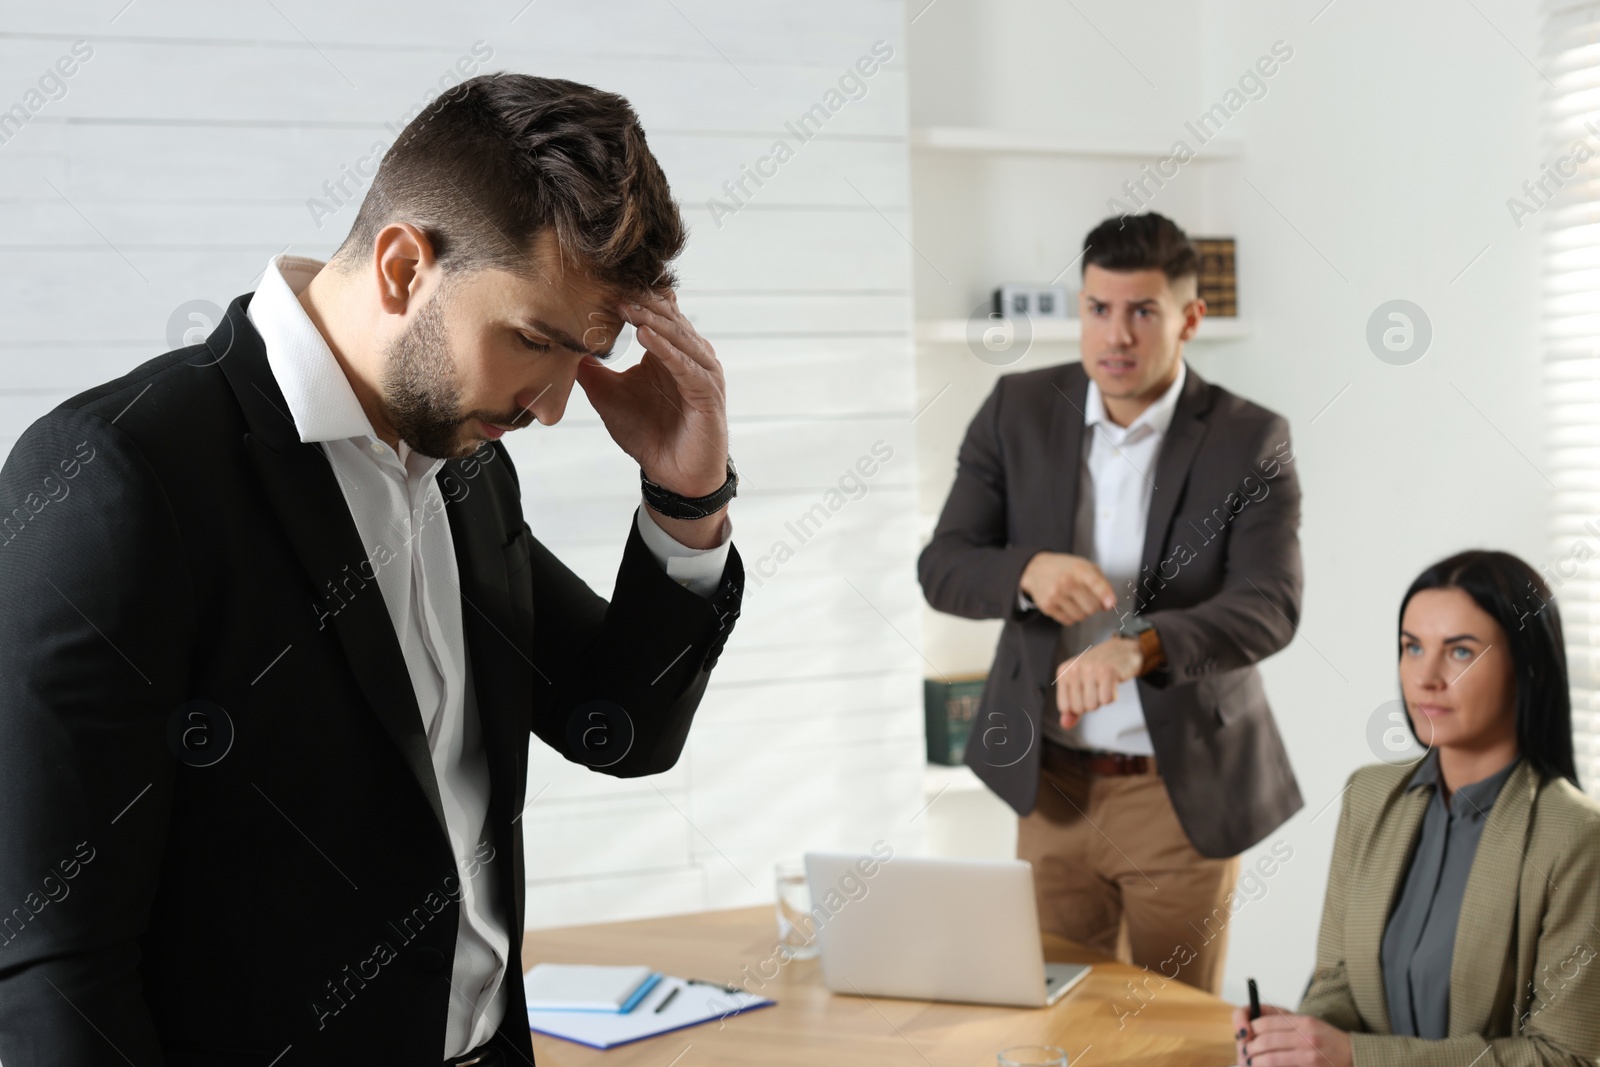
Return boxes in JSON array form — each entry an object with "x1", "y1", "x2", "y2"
[{"x1": 686, "y1": 978, "x2": 742, "y2": 994}]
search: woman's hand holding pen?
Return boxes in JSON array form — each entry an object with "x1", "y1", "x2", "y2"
[{"x1": 1232, "y1": 1002, "x2": 1352, "y2": 1067}]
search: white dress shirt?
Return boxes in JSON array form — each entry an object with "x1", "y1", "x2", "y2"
[
  {"x1": 1032, "y1": 361, "x2": 1187, "y2": 756},
  {"x1": 247, "y1": 254, "x2": 731, "y2": 1057}
]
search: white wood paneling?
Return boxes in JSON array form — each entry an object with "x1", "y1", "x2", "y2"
[{"x1": 1, "y1": 1, "x2": 921, "y2": 932}]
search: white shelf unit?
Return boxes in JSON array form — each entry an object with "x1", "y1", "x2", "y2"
[
  {"x1": 924, "y1": 762, "x2": 987, "y2": 796},
  {"x1": 914, "y1": 317, "x2": 1250, "y2": 344}
]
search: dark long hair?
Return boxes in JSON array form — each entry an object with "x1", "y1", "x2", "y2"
[{"x1": 1398, "y1": 550, "x2": 1578, "y2": 786}]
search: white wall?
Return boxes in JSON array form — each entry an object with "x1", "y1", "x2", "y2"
[
  {"x1": 0, "y1": 1, "x2": 926, "y2": 930},
  {"x1": 1196, "y1": 0, "x2": 1546, "y2": 1007},
  {"x1": 906, "y1": 0, "x2": 1545, "y2": 1009}
]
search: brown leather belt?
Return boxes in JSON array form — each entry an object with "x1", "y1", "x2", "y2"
[{"x1": 1044, "y1": 739, "x2": 1157, "y2": 777}]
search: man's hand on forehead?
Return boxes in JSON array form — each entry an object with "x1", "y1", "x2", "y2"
[{"x1": 572, "y1": 287, "x2": 728, "y2": 504}]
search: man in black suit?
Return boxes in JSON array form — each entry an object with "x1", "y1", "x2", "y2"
[
  {"x1": 0, "y1": 74, "x2": 742, "y2": 1065},
  {"x1": 918, "y1": 213, "x2": 1302, "y2": 994}
]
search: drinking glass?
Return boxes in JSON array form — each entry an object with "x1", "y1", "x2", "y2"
[{"x1": 774, "y1": 860, "x2": 819, "y2": 959}]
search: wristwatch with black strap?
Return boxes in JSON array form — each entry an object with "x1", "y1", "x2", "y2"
[{"x1": 640, "y1": 457, "x2": 738, "y2": 520}]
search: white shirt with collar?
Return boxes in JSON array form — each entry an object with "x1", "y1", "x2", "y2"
[
  {"x1": 1029, "y1": 360, "x2": 1187, "y2": 757},
  {"x1": 247, "y1": 254, "x2": 732, "y2": 1058}
]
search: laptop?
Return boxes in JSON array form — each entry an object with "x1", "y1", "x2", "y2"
[{"x1": 803, "y1": 853, "x2": 1091, "y2": 1008}]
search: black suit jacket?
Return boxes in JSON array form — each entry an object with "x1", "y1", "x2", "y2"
[
  {"x1": 917, "y1": 360, "x2": 1302, "y2": 858},
  {"x1": 0, "y1": 294, "x2": 743, "y2": 1066}
]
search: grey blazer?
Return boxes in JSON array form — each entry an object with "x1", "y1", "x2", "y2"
[{"x1": 917, "y1": 360, "x2": 1303, "y2": 858}]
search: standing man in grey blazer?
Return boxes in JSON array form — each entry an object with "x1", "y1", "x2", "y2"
[{"x1": 918, "y1": 213, "x2": 1303, "y2": 993}]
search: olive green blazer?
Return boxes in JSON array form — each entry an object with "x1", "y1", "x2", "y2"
[{"x1": 1299, "y1": 758, "x2": 1600, "y2": 1067}]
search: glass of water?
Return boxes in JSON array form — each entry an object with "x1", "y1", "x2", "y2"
[
  {"x1": 998, "y1": 1047, "x2": 1069, "y2": 1067},
  {"x1": 774, "y1": 860, "x2": 819, "y2": 959}
]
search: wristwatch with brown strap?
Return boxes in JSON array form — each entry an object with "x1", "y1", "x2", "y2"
[{"x1": 1116, "y1": 614, "x2": 1165, "y2": 675}]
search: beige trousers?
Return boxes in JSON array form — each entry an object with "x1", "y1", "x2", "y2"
[{"x1": 1017, "y1": 746, "x2": 1240, "y2": 994}]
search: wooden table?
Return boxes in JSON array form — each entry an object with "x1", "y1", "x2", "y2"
[{"x1": 522, "y1": 906, "x2": 1236, "y2": 1067}]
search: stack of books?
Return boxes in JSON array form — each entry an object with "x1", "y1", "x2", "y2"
[{"x1": 1193, "y1": 237, "x2": 1237, "y2": 317}]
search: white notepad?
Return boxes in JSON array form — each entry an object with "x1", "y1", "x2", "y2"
[
  {"x1": 524, "y1": 964, "x2": 660, "y2": 1013},
  {"x1": 526, "y1": 975, "x2": 774, "y2": 1050}
]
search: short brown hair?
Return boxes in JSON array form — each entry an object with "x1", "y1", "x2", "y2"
[
  {"x1": 1081, "y1": 212, "x2": 1197, "y2": 286},
  {"x1": 335, "y1": 73, "x2": 685, "y2": 294}
]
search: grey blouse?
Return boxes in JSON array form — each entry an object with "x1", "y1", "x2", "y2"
[{"x1": 1379, "y1": 750, "x2": 1521, "y2": 1039}]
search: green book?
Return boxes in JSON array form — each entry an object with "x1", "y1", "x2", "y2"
[{"x1": 924, "y1": 674, "x2": 987, "y2": 766}]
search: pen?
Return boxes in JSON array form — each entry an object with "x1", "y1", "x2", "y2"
[
  {"x1": 654, "y1": 985, "x2": 680, "y2": 1013},
  {"x1": 686, "y1": 978, "x2": 741, "y2": 994},
  {"x1": 1247, "y1": 977, "x2": 1260, "y2": 1021}
]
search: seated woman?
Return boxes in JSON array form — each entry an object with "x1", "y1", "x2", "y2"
[{"x1": 1235, "y1": 549, "x2": 1600, "y2": 1067}]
